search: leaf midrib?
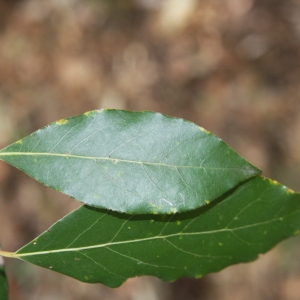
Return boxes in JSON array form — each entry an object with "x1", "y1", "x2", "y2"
[
  {"x1": 15, "y1": 215, "x2": 287, "y2": 258},
  {"x1": 0, "y1": 152, "x2": 250, "y2": 171}
]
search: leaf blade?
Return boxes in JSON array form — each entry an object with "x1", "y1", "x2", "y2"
[
  {"x1": 0, "y1": 255, "x2": 9, "y2": 300},
  {"x1": 0, "y1": 109, "x2": 260, "y2": 213},
  {"x1": 14, "y1": 177, "x2": 300, "y2": 287}
]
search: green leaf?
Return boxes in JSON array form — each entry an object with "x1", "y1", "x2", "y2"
[
  {"x1": 13, "y1": 177, "x2": 299, "y2": 287},
  {"x1": 0, "y1": 109, "x2": 260, "y2": 214},
  {"x1": 0, "y1": 256, "x2": 8, "y2": 300}
]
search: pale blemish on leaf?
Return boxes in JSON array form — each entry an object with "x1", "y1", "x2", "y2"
[
  {"x1": 269, "y1": 179, "x2": 281, "y2": 186},
  {"x1": 15, "y1": 139, "x2": 23, "y2": 144},
  {"x1": 55, "y1": 119, "x2": 68, "y2": 125},
  {"x1": 84, "y1": 111, "x2": 92, "y2": 116},
  {"x1": 198, "y1": 126, "x2": 210, "y2": 134},
  {"x1": 170, "y1": 208, "x2": 177, "y2": 214},
  {"x1": 286, "y1": 188, "x2": 295, "y2": 194}
]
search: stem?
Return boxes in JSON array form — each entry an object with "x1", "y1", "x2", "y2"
[{"x1": 0, "y1": 250, "x2": 18, "y2": 259}]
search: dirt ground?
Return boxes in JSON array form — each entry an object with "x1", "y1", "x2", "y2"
[{"x1": 0, "y1": 0, "x2": 300, "y2": 299}]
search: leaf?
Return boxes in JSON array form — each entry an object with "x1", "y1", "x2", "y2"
[
  {"x1": 0, "y1": 255, "x2": 8, "y2": 300},
  {"x1": 0, "y1": 109, "x2": 260, "y2": 214},
  {"x1": 12, "y1": 177, "x2": 299, "y2": 287}
]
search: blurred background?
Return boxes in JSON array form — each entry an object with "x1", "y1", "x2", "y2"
[{"x1": 0, "y1": 0, "x2": 300, "y2": 299}]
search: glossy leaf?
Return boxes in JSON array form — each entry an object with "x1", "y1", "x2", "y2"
[
  {"x1": 13, "y1": 177, "x2": 299, "y2": 287},
  {"x1": 0, "y1": 110, "x2": 260, "y2": 214},
  {"x1": 0, "y1": 255, "x2": 8, "y2": 300}
]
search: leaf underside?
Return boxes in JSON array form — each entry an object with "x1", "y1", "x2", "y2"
[
  {"x1": 15, "y1": 177, "x2": 300, "y2": 287},
  {"x1": 0, "y1": 109, "x2": 260, "y2": 214}
]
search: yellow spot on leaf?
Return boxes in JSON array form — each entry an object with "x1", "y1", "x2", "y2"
[
  {"x1": 56, "y1": 119, "x2": 68, "y2": 125},
  {"x1": 199, "y1": 126, "x2": 210, "y2": 134},
  {"x1": 287, "y1": 188, "x2": 295, "y2": 194},
  {"x1": 170, "y1": 208, "x2": 177, "y2": 214},
  {"x1": 219, "y1": 242, "x2": 223, "y2": 246},
  {"x1": 84, "y1": 110, "x2": 97, "y2": 117},
  {"x1": 16, "y1": 140, "x2": 23, "y2": 144},
  {"x1": 269, "y1": 179, "x2": 280, "y2": 186},
  {"x1": 205, "y1": 200, "x2": 210, "y2": 205},
  {"x1": 176, "y1": 221, "x2": 181, "y2": 225}
]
